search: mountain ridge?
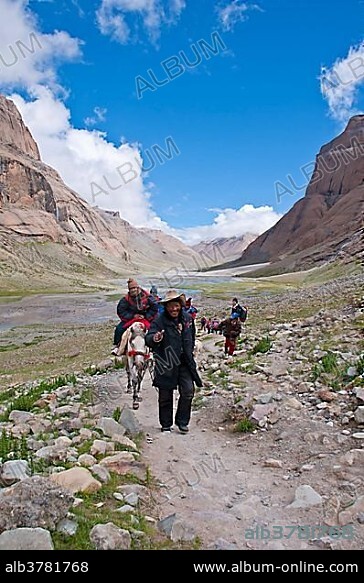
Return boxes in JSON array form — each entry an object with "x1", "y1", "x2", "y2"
[
  {"x1": 0, "y1": 95, "x2": 201, "y2": 291},
  {"x1": 216, "y1": 115, "x2": 364, "y2": 273}
]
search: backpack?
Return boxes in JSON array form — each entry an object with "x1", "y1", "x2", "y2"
[{"x1": 238, "y1": 305, "x2": 248, "y2": 323}]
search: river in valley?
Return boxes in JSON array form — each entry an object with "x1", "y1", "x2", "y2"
[{"x1": 0, "y1": 264, "x2": 267, "y2": 333}]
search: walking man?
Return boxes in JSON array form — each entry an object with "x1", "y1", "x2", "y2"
[
  {"x1": 145, "y1": 290, "x2": 203, "y2": 434},
  {"x1": 218, "y1": 312, "x2": 242, "y2": 356}
]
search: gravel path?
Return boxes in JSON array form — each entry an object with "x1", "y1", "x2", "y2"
[{"x1": 94, "y1": 322, "x2": 364, "y2": 551}]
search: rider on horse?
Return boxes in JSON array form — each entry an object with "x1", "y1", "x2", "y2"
[{"x1": 112, "y1": 278, "x2": 158, "y2": 355}]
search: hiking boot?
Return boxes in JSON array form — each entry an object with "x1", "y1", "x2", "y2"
[
  {"x1": 161, "y1": 426, "x2": 172, "y2": 432},
  {"x1": 177, "y1": 425, "x2": 189, "y2": 434}
]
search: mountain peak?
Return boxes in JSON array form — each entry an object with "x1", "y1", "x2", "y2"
[{"x1": 0, "y1": 94, "x2": 40, "y2": 160}]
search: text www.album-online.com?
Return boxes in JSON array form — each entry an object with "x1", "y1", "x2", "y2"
[{"x1": 193, "y1": 561, "x2": 359, "y2": 574}]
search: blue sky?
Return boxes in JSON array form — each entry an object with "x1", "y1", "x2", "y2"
[{"x1": 0, "y1": 0, "x2": 363, "y2": 244}]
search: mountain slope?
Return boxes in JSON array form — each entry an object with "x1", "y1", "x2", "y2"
[
  {"x1": 0, "y1": 95, "x2": 200, "y2": 291},
  {"x1": 192, "y1": 233, "x2": 258, "y2": 265},
  {"x1": 227, "y1": 116, "x2": 364, "y2": 272}
]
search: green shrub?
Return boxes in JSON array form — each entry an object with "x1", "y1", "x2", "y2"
[
  {"x1": 233, "y1": 417, "x2": 255, "y2": 433},
  {"x1": 321, "y1": 351, "x2": 338, "y2": 374},
  {"x1": 112, "y1": 406, "x2": 121, "y2": 422},
  {"x1": 250, "y1": 336, "x2": 272, "y2": 354}
]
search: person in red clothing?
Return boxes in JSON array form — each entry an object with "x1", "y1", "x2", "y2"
[
  {"x1": 218, "y1": 312, "x2": 242, "y2": 356},
  {"x1": 112, "y1": 278, "x2": 158, "y2": 354}
]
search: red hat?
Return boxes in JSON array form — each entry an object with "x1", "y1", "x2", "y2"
[{"x1": 127, "y1": 278, "x2": 139, "y2": 289}]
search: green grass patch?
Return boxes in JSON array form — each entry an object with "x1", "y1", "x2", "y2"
[
  {"x1": 0, "y1": 374, "x2": 77, "y2": 421},
  {"x1": 303, "y1": 260, "x2": 362, "y2": 285},
  {"x1": 0, "y1": 387, "x2": 17, "y2": 404},
  {"x1": 105, "y1": 293, "x2": 121, "y2": 302},
  {"x1": 0, "y1": 429, "x2": 49, "y2": 473},
  {"x1": 52, "y1": 471, "x2": 193, "y2": 550},
  {"x1": 250, "y1": 336, "x2": 272, "y2": 355},
  {"x1": 0, "y1": 344, "x2": 19, "y2": 352},
  {"x1": 233, "y1": 417, "x2": 256, "y2": 433},
  {"x1": 310, "y1": 351, "x2": 364, "y2": 390},
  {"x1": 0, "y1": 430, "x2": 29, "y2": 462},
  {"x1": 79, "y1": 386, "x2": 93, "y2": 405},
  {"x1": 0, "y1": 293, "x2": 24, "y2": 301},
  {"x1": 321, "y1": 352, "x2": 339, "y2": 374},
  {"x1": 112, "y1": 407, "x2": 122, "y2": 422},
  {"x1": 76, "y1": 439, "x2": 95, "y2": 457},
  {"x1": 83, "y1": 365, "x2": 102, "y2": 376},
  {"x1": 192, "y1": 393, "x2": 206, "y2": 410}
]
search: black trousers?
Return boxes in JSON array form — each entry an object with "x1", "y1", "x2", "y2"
[
  {"x1": 113, "y1": 322, "x2": 125, "y2": 345},
  {"x1": 158, "y1": 365, "x2": 195, "y2": 429}
]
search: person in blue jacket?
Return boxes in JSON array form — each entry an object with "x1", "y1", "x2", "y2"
[{"x1": 150, "y1": 285, "x2": 164, "y2": 314}]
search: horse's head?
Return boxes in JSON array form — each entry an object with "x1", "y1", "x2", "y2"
[
  {"x1": 128, "y1": 322, "x2": 148, "y2": 370},
  {"x1": 130, "y1": 322, "x2": 146, "y2": 337}
]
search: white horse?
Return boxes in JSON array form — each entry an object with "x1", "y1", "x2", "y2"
[{"x1": 125, "y1": 322, "x2": 153, "y2": 409}]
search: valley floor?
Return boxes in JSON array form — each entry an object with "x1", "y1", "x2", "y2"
[{"x1": 0, "y1": 270, "x2": 363, "y2": 552}]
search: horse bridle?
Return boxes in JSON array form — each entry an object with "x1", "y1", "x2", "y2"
[
  {"x1": 127, "y1": 349, "x2": 150, "y2": 359},
  {"x1": 127, "y1": 323, "x2": 151, "y2": 361}
]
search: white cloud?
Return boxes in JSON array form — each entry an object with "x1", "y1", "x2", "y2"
[
  {"x1": 0, "y1": 0, "x2": 82, "y2": 90},
  {"x1": 9, "y1": 83, "x2": 280, "y2": 244},
  {"x1": 71, "y1": 0, "x2": 86, "y2": 18},
  {"x1": 84, "y1": 106, "x2": 108, "y2": 127},
  {"x1": 96, "y1": 0, "x2": 186, "y2": 45},
  {"x1": 216, "y1": 1, "x2": 261, "y2": 32},
  {"x1": 10, "y1": 87, "x2": 170, "y2": 229},
  {"x1": 320, "y1": 41, "x2": 364, "y2": 123},
  {"x1": 170, "y1": 204, "x2": 282, "y2": 245},
  {"x1": 0, "y1": 0, "x2": 166, "y2": 230},
  {"x1": 1, "y1": 0, "x2": 277, "y2": 249}
]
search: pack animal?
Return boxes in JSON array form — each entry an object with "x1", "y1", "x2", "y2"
[{"x1": 125, "y1": 322, "x2": 153, "y2": 409}]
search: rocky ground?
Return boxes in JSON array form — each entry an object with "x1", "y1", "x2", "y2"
[{"x1": 0, "y1": 272, "x2": 363, "y2": 551}]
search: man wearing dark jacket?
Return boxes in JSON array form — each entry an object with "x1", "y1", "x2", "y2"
[
  {"x1": 145, "y1": 290, "x2": 203, "y2": 434},
  {"x1": 112, "y1": 278, "x2": 158, "y2": 352}
]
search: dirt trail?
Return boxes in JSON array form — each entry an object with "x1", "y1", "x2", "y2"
[{"x1": 95, "y1": 330, "x2": 363, "y2": 551}]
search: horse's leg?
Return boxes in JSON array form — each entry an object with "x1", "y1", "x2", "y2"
[
  {"x1": 132, "y1": 366, "x2": 139, "y2": 409},
  {"x1": 132, "y1": 383, "x2": 139, "y2": 408},
  {"x1": 126, "y1": 361, "x2": 132, "y2": 393},
  {"x1": 135, "y1": 367, "x2": 144, "y2": 402}
]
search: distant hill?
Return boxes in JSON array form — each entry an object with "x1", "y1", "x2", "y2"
[{"x1": 192, "y1": 233, "x2": 258, "y2": 265}]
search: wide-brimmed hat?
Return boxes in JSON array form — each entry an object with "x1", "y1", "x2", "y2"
[{"x1": 160, "y1": 290, "x2": 186, "y2": 306}]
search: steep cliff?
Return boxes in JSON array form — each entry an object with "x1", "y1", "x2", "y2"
[
  {"x1": 0, "y1": 95, "x2": 200, "y2": 290},
  {"x1": 232, "y1": 116, "x2": 364, "y2": 270}
]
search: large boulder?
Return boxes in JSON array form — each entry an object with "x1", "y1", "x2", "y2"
[{"x1": 0, "y1": 475, "x2": 73, "y2": 533}]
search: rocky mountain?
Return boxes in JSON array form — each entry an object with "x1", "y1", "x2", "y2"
[
  {"x1": 0, "y1": 95, "x2": 200, "y2": 291},
  {"x1": 223, "y1": 116, "x2": 364, "y2": 273},
  {"x1": 192, "y1": 233, "x2": 258, "y2": 265}
]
